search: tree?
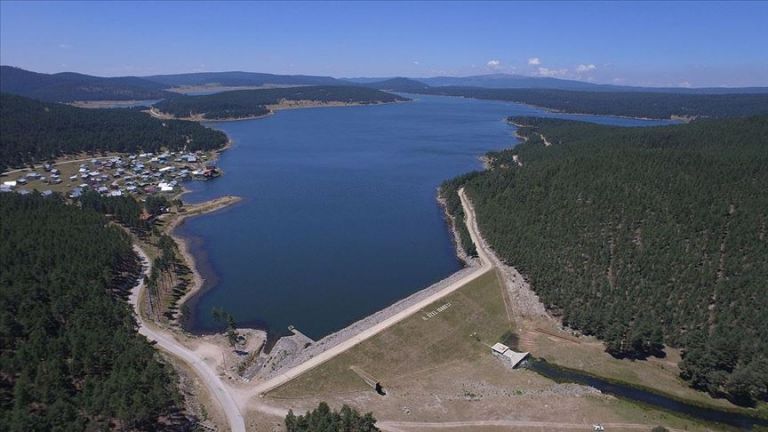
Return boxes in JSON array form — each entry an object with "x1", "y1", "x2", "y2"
[{"x1": 284, "y1": 402, "x2": 379, "y2": 432}]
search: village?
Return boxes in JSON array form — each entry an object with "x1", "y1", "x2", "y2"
[{"x1": 1, "y1": 150, "x2": 220, "y2": 199}]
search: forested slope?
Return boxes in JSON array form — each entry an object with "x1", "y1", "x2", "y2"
[
  {"x1": 0, "y1": 93, "x2": 228, "y2": 171},
  {"x1": 0, "y1": 66, "x2": 169, "y2": 102},
  {"x1": 0, "y1": 193, "x2": 185, "y2": 430},
  {"x1": 444, "y1": 116, "x2": 768, "y2": 405},
  {"x1": 152, "y1": 86, "x2": 408, "y2": 119},
  {"x1": 419, "y1": 87, "x2": 768, "y2": 119}
]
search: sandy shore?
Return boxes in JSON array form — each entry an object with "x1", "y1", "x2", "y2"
[
  {"x1": 164, "y1": 195, "x2": 243, "y2": 321},
  {"x1": 147, "y1": 99, "x2": 405, "y2": 122}
]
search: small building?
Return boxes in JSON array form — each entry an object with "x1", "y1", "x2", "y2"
[{"x1": 490, "y1": 342, "x2": 529, "y2": 369}]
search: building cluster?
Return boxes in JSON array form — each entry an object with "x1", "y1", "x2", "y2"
[{"x1": 1, "y1": 151, "x2": 219, "y2": 197}]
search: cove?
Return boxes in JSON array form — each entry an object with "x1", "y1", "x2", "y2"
[{"x1": 178, "y1": 94, "x2": 674, "y2": 340}]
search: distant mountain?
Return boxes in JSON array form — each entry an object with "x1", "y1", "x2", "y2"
[
  {"x1": 418, "y1": 73, "x2": 768, "y2": 94},
  {"x1": 143, "y1": 71, "x2": 343, "y2": 88},
  {"x1": 420, "y1": 73, "x2": 608, "y2": 91},
  {"x1": 359, "y1": 77, "x2": 430, "y2": 92},
  {"x1": 419, "y1": 86, "x2": 768, "y2": 119},
  {"x1": 0, "y1": 66, "x2": 170, "y2": 102}
]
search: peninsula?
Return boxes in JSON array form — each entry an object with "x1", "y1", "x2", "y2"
[{"x1": 149, "y1": 86, "x2": 409, "y2": 121}]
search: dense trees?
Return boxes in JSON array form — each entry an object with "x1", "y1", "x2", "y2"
[
  {"x1": 0, "y1": 193, "x2": 185, "y2": 430},
  {"x1": 417, "y1": 87, "x2": 768, "y2": 119},
  {"x1": 0, "y1": 93, "x2": 228, "y2": 171},
  {"x1": 285, "y1": 402, "x2": 379, "y2": 432},
  {"x1": 444, "y1": 116, "x2": 768, "y2": 405},
  {"x1": 79, "y1": 190, "x2": 147, "y2": 231},
  {"x1": 0, "y1": 66, "x2": 170, "y2": 102},
  {"x1": 152, "y1": 86, "x2": 408, "y2": 119}
]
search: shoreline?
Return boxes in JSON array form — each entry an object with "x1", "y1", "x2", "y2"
[
  {"x1": 426, "y1": 93, "x2": 685, "y2": 122},
  {"x1": 436, "y1": 190, "x2": 476, "y2": 267},
  {"x1": 166, "y1": 194, "x2": 243, "y2": 328},
  {"x1": 147, "y1": 99, "x2": 406, "y2": 123}
]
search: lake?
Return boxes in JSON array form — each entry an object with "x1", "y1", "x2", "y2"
[{"x1": 179, "y1": 94, "x2": 674, "y2": 339}]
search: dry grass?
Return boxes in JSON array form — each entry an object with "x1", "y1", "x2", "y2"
[
  {"x1": 268, "y1": 270, "x2": 512, "y2": 398},
  {"x1": 259, "y1": 270, "x2": 720, "y2": 431}
]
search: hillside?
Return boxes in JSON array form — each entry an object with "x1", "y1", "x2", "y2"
[
  {"x1": 443, "y1": 116, "x2": 768, "y2": 405},
  {"x1": 143, "y1": 71, "x2": 342, "y2": 88},
  {"x1": 0, "y1": 93, "x2": 227, "y2": 171},
  {"x1": 351, "y1": 73, "x2": 768, "y2": 94},
  {"x1": 419, "y1": 86, "x2": 768, "y2": 119},
  {"x1": 151, "y1": 86, "x2": 408, "y2": 120},
  {"x1": 0, "y1": 66, "x2": 170, "y2": 102},
  {"x1": 359, "y1": 77, "x2": 430, "y2": 92},
  {"x1": 0, "y1": 192, "x2": 186, "y2": 430}
]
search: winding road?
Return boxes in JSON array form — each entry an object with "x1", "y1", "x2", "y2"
[
  {"x1": 129, "y1": 246, "x2": 247, "y2": 432},
  {"x1": 128, "y1": 188, "x2": 493, "y2": 431}
]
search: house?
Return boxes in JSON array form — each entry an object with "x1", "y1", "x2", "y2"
[
  {"x1": 3, "y1": 180, "x2": 17, "y2": 188},
  {"x1": 41, "y1": 190, "x2": 53, "y2": 197},
  {"x1": 70, "y1": 188, "x2": 83, "y2": 198},
  {"x1": 490, "y1": 342, "x2": 529, "y2": 368}
]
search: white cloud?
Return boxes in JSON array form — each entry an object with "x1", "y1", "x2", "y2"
[
  {"x1": 537, "y1": 67, "x2": 568, "y2": 77},
  {"x1": 576, "y1": 64, "x2": 596, "y2": 73},
  {"x1": 58, "y1": 43, "x2": 72, "y2": 49},
  {"x1": 528, "y1": 57, "x2": 541, "y2": 65},
  {"x1": 487, "y1": 59, "x2": 501, "y2": 70},
  {"x1": 412, "y1": 60, "x2": 420, "y2": 65}
]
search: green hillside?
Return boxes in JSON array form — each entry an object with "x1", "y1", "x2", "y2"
[
  {"x1": 443, "y1": 116, "x2": 768, "y2": 405},
  {"x1": 152, "y1": 86, "x2": 408, "y2": 119},
  {"x1": 0, "y1": 193, "x2": 186, "y2": 430},
  {"x1": 0, "y1": 93, "x2": 227, "y2": 171},
  {"x1": 419, "y1": 87, "x2": 768, "y2": 119},
  {"x1": 0, "y1": 66, "x2": 170, "y2": 102}
]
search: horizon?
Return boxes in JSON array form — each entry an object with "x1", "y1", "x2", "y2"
[
  {"x1": 1, "y1": 1, "x2": 767, "y2": 88},
  {"x1": 5, "y1": 64, "x2": 768, "y2": 91}
]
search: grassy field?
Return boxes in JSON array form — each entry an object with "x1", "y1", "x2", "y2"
[
  {"x1": 262, "y1": 270, "x2": 722, "y2": 431},
  {"x1": 269, "y1": 270, "x2": 513, "y2": 398}
]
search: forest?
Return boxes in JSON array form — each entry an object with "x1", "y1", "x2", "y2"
[
  {"x1": 285, "y1": 402, "x2": 379, "y2": 432},
  {"x1": 0, "y1": 93, "x2": 228, "y2": 171},
  {"x1": 0, "y1": 192, "x2": 186, "y2": 431},
  {"x1": 417, "y1": 86, "x2": 768, "y2": 119},
  {"x1": 0, "y1": 66, "x2": 170, "y2": 102},
  {"x1": 151, "y1": 86, "x2": 408, "y2": 119},
  {"x1": 443, "y1": 116, "x2": 768, "y2": 405}
]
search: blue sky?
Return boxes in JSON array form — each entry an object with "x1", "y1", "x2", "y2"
[{"x1": 1, "y1": 1, "x2": 766, "y2": 87}]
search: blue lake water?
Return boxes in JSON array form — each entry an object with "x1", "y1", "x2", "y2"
[{"x1": 178, "y1": 94, "x2": 675, "y2": 339}]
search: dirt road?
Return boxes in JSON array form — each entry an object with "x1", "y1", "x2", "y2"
[
  {"x1": 379, "y1": 420, "x2": 682, "y2": 432},
  {"x1": 129, "y1": 246, "x2": 247, "y2": 432},
  {"x1": 126, "y1": 188, "x2": 497, "y2": 428}
]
